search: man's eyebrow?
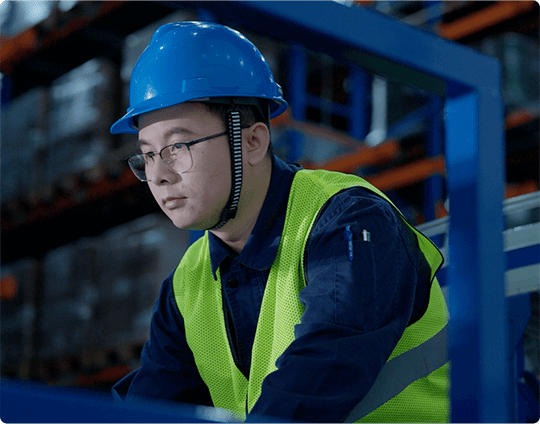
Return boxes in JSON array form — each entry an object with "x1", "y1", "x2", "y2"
[
  {"x1": 138, "y1": 139, "x2": 151, "y2": 148},
  {"x1": 138, "y1": 127, "x2": 195, "y2": 148}
]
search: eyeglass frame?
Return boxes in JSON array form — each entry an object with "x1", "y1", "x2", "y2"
[{"x1": 125, "y1": 125, "x2": 250, "y2": 182}]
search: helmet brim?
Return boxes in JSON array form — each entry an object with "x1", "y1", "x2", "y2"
[{"x1": 110, "y1": 95, "x2": 287, "y2": 135}]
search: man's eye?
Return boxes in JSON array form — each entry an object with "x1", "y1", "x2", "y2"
[{"x1": 143, "y1": 152, "x2": 155, "y2": 159}]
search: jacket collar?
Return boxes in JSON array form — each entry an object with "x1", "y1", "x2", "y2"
[{"x1": 208, "y1": 156, "x2": 300, "y2": 279}]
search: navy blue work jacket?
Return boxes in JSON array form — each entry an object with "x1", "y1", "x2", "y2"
[{"x1": 112, "y1": 156, "x2": 432, "y2": 423}]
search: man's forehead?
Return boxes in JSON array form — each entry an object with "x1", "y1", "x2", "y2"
[{"x1": 138, "y1": 126, "x2": 195, "y2": 147}]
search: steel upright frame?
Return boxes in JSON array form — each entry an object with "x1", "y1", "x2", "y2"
[{"x1": 192, "y1": 1, "x2": 509, "y2": 421}]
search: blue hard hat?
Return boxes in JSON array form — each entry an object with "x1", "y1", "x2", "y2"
[{"x1": 110, "y1": 21, "x2": 288, "y2": 134}]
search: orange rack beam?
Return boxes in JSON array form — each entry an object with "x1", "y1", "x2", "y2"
[
  {"x1": 0, "y1": 1, "x2": 124, "y2": 74},
  {"x1": 506, "y1": 180, "x2": 539, "y2": 199},
  {"x1": 0, "y1": 274, "x2": 18, "y2": 300},
  {"x1": 1, "y1": 167, "x2": 139, "y2": 233},
  {"x1": 303, "y1": 140, "x2": 400, "y2": 173},
  {"x1": 439, "y1": 1, "x2": 537, "y2": 40},
  {"x1": 0, "y1": 29, "x2": 39, "y2": 72},
  {"x1": 506, "y1": 106, "x2": 540, "y2": 130},
  {"x1": 365, "y1": 156, "x2": 446, "y2": 192}
]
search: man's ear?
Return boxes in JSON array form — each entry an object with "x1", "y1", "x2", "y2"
[{"x1": 244, "y1": 123, "x2": 271, "y2": 165}]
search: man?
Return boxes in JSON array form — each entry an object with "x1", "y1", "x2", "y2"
[{"x1": 110, "y1": 21, "x2": 449, "y2": 422}]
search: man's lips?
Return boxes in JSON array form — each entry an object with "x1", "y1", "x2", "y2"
[{"x1": 162, "y1": 196, "x2": 186, "y2": 208}]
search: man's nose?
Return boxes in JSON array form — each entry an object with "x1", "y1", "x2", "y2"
[{"x1": 146, "y1": 157, "x2": 179, "y2": 185}]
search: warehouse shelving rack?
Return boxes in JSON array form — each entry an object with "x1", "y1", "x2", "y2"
[
  {"x1": 1, "y1": 1, "x2": 538, "y2": 422},
  {"x1": 2, "y1": 1, "x2": 538, "y2": 258}
]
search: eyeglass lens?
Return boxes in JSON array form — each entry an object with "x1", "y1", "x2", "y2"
[{"x1": 128, "y1": 144, "x2": 193, "y2": 182}]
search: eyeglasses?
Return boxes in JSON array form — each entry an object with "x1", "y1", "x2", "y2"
[{"x1": 126, "y1": 127, "x2": 248, "y2": 182}]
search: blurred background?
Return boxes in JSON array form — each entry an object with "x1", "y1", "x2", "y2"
[{"x1": 0, "y1": 0, "x2": 538, "y2": 411}]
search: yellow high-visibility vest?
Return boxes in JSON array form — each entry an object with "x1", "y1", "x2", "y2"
[{"x1": 173, "y1": 169, "x2": 449, "y2": 422}]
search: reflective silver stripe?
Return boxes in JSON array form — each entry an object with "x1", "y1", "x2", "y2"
[{"x1": 345, "y1": 325, "x2": 448, "y2": 422}]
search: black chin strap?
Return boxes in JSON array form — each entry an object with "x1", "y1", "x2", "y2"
[{"x1": 208, "y1": 108, "x2": 243, "y2": 230}]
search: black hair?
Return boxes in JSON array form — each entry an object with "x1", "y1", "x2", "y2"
[{"x1": 203, "y1": 101, "x2": 274, "y2": 155}]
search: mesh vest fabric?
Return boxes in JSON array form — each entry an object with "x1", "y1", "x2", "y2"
[{"x1": 173, "y1": 169, "x2": 449, "y2": 421}]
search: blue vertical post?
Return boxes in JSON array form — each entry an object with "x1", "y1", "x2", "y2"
[
  {"x1": 285, "y1": 43, "x2": 308, "y2": 162},
  {"x1": 349, "y1": 66, "x2": 370, "y2": 140},
  {"x1": 286, "y1": 43, "x2": 307, "y2": 122},
  {"x1": 507, "y1": 294, "x2": 533, "y2": 422},
  {"x1": 424, "y1": 95, "x2": 444, "y2": 221},
  {"x1": 422, "y1": 1, "x2": 443, "y2": 32},
  {"x1": 0, "y1": 73, "x2": 13, "y2": 207},
  {"x1": 445, "y1": 88, "x2": 508, "y2": 422},
  {"x1": 1, "y1": 73, "x2": 13, "y2": 106}
]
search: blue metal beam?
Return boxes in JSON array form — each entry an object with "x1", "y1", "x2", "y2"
[
  {"x1": 0, "y1": 378, "x2": 240, "y2": 423},
  {"x1": 286, "y1": 43, "x2": 308, "y2": 122},
  {"x1": 349, "y1": 66, "x2": 370, "y2": 140},
  {"x1": 284, "y1": 43, "x2": 308, "y2": 163},
  {"x1": 424, "y1": 95, "x2": 444, "y2": 222},
  {"x1": 1, "y1": 73, "x2": 13, "y2": 106},
  {"x1": 231, "y1": 1, "x2": 499, "y2": 93},
  {"x1": 445, "y1": 91, "x2": 508, "y2": 422}
]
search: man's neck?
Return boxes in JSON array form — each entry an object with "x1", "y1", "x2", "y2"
[{"x1": 210, "y1": 156, "x2": 272, "y2": 254}]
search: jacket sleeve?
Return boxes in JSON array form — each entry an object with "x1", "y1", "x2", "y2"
[
  {"x1": 111, "y1": 270, "x2": 213, "y2": 406},
  {"x1": 248, "y1": 188, "x2": 432, "y2": 423}
]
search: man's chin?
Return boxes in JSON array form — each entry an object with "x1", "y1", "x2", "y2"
[{"x1": 168, "y1": 215, "x2": 216, "y2": 232}]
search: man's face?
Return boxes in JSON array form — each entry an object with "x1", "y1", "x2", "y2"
[{"x1": 138, "y1": 103, "x2": 231, "y2": 230}]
